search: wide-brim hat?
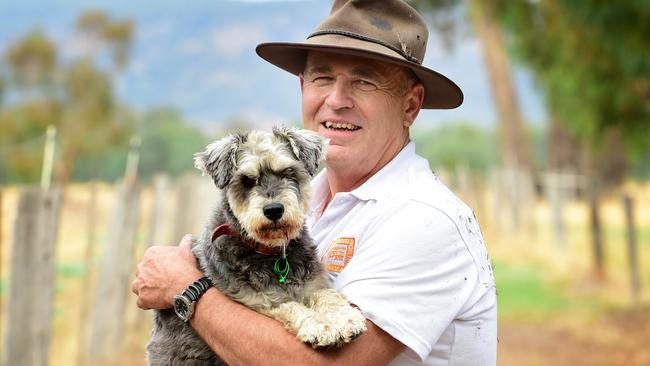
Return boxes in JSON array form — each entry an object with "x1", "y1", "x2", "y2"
[{"x1": 256, "y1": 0, "x2": 463, "y2": 109}]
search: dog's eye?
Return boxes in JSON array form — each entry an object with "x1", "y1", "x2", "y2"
[
  {"x1": 283, "y1": 167, "x2": 295, "y2": 176},
  {"x1": 241, "y1": 175, "x2": 256, "y2": 189}
]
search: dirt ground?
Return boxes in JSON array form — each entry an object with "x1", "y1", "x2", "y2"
[{"x1": 498, "y1": 307, "x2": 650, "y2": 366}]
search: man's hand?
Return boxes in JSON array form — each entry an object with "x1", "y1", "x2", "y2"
[{"x1": 131, "y1": 234, "x2": 204, "y2": 310}]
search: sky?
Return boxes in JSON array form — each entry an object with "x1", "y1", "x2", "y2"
[{"x1": 0, "y1": 0, "x2": 547, "y2": 132}]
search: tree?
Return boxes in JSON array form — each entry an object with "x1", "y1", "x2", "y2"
[
  {"x1": 492, "y1": 1, "x2": 650, "y2": 280},
  {"x1": 134, "y1": 108, "x2": 210, "y2": 181},
  {"x1": 493, "y1": 0, "x2": 650, "y2": 163},
  {"x1": 0, "y1": 10, "x2": 135, "y2": 185},
  {"x1": 409, "y1": 0, "x2": 537, "y2": 177}
]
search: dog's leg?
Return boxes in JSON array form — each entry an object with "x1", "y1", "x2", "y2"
[
  {"x1": 266, "y1": 302, "x2": 332, "y2": 345},
  {"x1": 307, "y1": 289, "x2": 367, "y2": 347},
  {"x1": 268, "y1": 289, "x2": 367, "y2": 348}
]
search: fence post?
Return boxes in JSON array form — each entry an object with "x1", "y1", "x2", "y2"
[
  {"x1": 88, "y1": 137, "x2": 141, "y2": 365},
  {"x1": 2, "y1": 188, "x2": 61, "y2": 366},
  {"x1": 588, "y1": 183, "x2": 605, "y2": 282},
  {"x1": 545, "y1": 171, "x2": 567, "y2": 248},
  {"x1": 87, "y1": 181, "x2": 140, "y2": 365},
  {"x1": 132, "y1": 174, "x2": 169, "y2": 328},
  {"x1": 148, "y1": 174, "x2": 169, "y2": 246},
  {"x1": 623, "y1": 194, "x2": 640, "y2": 303},
  {"x1": 77, "y1": 181, "x2": 99, "y2": 366},
  {"x1": 41, "y1": 125, "x2": 57, "y2": 190}
]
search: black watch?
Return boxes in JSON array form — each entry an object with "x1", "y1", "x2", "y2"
[{"x1": 173, "y1": 276, "x2": 213, "y2": 322}]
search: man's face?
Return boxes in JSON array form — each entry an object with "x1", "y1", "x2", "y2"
[{"x1": 300, "y1": 51, "x2": 422, "y2": 178}]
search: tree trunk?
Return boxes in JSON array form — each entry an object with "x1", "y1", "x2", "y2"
[
  {"x1": 470, "y1": 0, "x2": 535, "y2": 176},
  {"x1": 584, "y1": 147, "x2": 606, "y2": 282},
  {"x1": 547, "y1": 116, "x2": 581, "y2": 172}
]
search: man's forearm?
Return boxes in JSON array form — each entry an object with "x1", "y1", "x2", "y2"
[
  {"x1": 190, "y1": 287, "x2": 325, "y2": 366},
  {"x1": 189, "y1": 288, "x2": 404, "y2": 366}
]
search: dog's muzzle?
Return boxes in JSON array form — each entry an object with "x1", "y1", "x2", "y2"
[{"x1": 263, "y1": 203, "x2": 284, "y2": 222}]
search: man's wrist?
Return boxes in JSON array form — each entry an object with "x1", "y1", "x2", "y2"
[{"x1": 173, "y1": 276, "x2": 213, "y2": 322}]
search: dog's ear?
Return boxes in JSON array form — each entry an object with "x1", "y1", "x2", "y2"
[
  {"x1": 194, "y1": 133, "x2": 247, "y2": 189},
  {"x1": 273, "y1": 126, "x2": 327, "y2": 176}
]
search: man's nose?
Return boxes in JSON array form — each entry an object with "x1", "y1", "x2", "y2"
[{"x1": 325, "y1": 77, "x2": 354, "y2": 110}]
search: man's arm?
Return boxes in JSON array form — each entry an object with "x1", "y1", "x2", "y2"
[{"x1": 132, "y1": 236, "x2": 404, "y2": 366}]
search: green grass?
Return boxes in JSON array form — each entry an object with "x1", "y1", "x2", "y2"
[
  {"x1": 57, "y1": 261, "x2": 86, "y2": 278},
  {"x1": 494, "y1": 261, "x2": 598, "y2": 320}
]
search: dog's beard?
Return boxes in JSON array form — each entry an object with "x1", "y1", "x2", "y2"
[
  {"x1": 228, "y1": 190, "x2": 306, "y2": 246},
  {"x1": 254, "y1": 222, "x2": 301, "y2": 243}
]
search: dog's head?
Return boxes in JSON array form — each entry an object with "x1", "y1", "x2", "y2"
[{"x1": 194, "y1": 126, "x2": 327, "y2": 246}]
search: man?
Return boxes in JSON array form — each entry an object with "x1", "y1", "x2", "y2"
[{"x1": 132, "y1": 0, "x2": 497, "y2": 365}]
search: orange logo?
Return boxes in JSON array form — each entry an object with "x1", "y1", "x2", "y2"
[{"x1": 321, "y1": 237, "x2": 355, "y2": 273}]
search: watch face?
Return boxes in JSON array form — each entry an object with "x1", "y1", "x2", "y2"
[{"x1": 173, "y1": 295, "x2": 192, "y2": 321}]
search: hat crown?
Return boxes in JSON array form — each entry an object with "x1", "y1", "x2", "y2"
[{"x1": 309, "y1": 0, "x2": 429, "y2": 64}]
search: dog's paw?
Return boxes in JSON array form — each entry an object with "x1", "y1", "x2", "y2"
[
  {"x1": 295, "y1": 321, "x2": 328, "y2": 345},
  {"x1": 312, "y1": 305, "x2": 367, "y2": 348}
]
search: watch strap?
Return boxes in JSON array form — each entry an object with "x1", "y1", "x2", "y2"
[{"x1": 182, "y1": 276, "x2": 213, "y2": 302}]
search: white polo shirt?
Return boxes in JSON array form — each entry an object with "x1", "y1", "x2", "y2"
[{"x1": 306, "y1": 142, "x2": 497, "y2": 366}]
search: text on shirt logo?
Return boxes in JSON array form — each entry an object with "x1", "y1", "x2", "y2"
[{"x1": 320, "y1": 237, "x2": 355, "y2": 273}]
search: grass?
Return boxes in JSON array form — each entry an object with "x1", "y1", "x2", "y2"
[
  {"x1": 57, "y1": 261, "x2": 87, "y2": 278},
  {"x1": 495, "y1": 261, "x2": 571, "y2": 318}
]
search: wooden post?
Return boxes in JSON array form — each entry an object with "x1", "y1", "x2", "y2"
[
  {"x1": 623, "y1": 194, "x2": 640, "y2": 302},
  {"x1": 77, "y1": 181, "x2": 99, "y2": 366},
  {"x1": 148, "y1": 174, "x2": 169, "y2": 246},
  {"x1": 124, "y1": 136, "x2": 141, "y2": 187},
  {"x1": 88, "y1": 137, "x2": 142, "y2": 365},
  {"x1": 545, "y1": 172, "x2": 567, "y2": 248},
  {"x1": 588, "y1": 184, "x2": 605, "y2": 281},
  {"x1": 2, "y1": 188, "x2": 61, "y2": 366},
  {"x1": 172, "y1": 174, "x2": 193, "y2": 242},
  {"x1": 41, "y1": 125, "x2": 57, "y2": 190},
  {"x1": 88, "y1": 182, "x2": 140, "y2": 365},
  {"x1": 133, "y1": 174, "x2": 169, "y2": 328},
  {"x1": 506, "y1": 166, "x2": 521, "y2": 233}
]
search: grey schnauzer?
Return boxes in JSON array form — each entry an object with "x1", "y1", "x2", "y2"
[{"x1": 146, "y1": 127, "x2": 366, "y2": 365}]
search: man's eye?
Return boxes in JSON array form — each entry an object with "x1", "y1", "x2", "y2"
[
  {"x1": 312, "y1": 76, "x2": 333, "y2": 84},
  {"x1": 353, "y1": 79, "x2": 377, "y2": 91}
]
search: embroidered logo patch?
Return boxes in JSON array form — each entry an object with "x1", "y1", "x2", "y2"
[{"x1": 321, "y1": 237, "x2": 355, "y2": 273}]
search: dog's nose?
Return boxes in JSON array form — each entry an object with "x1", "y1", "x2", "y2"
[{"x1": 263, "y1": 203, "x2": 284, "y2": 222}]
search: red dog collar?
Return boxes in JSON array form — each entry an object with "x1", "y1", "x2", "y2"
[{"x1": 211, "y1": 224, "x2": 283, "y2": 256}]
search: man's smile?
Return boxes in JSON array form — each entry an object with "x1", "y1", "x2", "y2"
[{"x1": 321, "y1": 121, "x2": 362, "y2": 131}]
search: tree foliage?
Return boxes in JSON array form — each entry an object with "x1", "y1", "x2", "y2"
[
  {"x1": 0, "y1": 10, "x2": 134, "y2": 184},
  {"x1": 493, "y1": 0, "x2": 650, "y2": 157},
  {"x1": 0, "y1": 10, "x2": 215, "y2": 185},
  {"x1": 412, "y1": 123, "x2": 500, "y2": 173}
]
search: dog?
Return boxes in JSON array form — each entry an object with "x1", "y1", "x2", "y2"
[{"x1": 146, "y1": 126, "x2": 367, "y2": 365}]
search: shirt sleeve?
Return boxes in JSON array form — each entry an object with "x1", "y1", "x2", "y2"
[{"x1": 332, "y1": 201, "x2": 479, "y2": 361}]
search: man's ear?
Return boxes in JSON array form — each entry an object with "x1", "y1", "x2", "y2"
[
  {"x1": 403, "y1": 83, "x2": 424, "y2": 128},
  {"x1": 273, "y1": 126, "x2": 327, "y2": 176},
  {"x1": 194, "y1": 133, "x2": 247, "y2": 189}
]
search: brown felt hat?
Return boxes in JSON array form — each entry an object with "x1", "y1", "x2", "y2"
[{"x1": 256, "y1": 0, "x2": 463, "y2": 109}]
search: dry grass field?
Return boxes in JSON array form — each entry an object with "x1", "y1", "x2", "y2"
[{"x1": 0, "y1": 181, "x2": 648, "y2": 365}]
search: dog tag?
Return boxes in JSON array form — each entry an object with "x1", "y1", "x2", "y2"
[{"x1": 274, "y1": 257, "x2": 291, "y2": 284}]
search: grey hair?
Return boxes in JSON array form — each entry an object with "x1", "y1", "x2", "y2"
[
  {"x1": 273, "y1": 126, "x2": 327, "y2": 176},
  {"x1": 194, "y1": 133, "x2": 247, "y2": 188}
]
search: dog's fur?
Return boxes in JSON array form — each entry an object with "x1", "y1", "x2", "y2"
[{"x1": 146, "y1": 127, "x2": 366, "y2": 365}]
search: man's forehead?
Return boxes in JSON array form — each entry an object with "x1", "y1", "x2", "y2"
[{"x1": 304, "y1": 51, "x2": 390, "y2": 78}]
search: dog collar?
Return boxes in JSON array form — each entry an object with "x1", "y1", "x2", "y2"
[{"x1": 211, "y1": 224, "x2": 283, "y2": 256}]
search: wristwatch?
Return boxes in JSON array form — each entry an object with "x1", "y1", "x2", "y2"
[{"x1": 173, "y1": 276, "x2": 213, "y2": 322}]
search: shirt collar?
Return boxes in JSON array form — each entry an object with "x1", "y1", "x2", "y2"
[
  {"x1": 348, "y1": 141, "x2": 417, "y2": 201},
  {"x1": 310, "y1": 141, "x2": 419, "y2": 208}
]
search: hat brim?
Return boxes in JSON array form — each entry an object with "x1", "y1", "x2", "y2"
[{"x1": 256, "y1": 35, "x2": 463, "y2": 109}]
